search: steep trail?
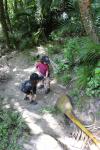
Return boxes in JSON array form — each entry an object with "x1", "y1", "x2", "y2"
[
  {"x1": 0, "y1": 52, "x2": 71, "y2": 150},
  {"x1": 0, "y1": 49, "x2": 99, "y2": 150}
]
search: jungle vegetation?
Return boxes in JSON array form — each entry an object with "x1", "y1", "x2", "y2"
[{"x1": 0, "y1": 1, "x2": 100, "y2": 148}]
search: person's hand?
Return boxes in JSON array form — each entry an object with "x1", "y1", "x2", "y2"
[
  {"x1": 44, "y1": 76, "x2": 47, "y2": 79},
  {"x1": 33, "y1": 94, "x2": 36, "y2": 100}
]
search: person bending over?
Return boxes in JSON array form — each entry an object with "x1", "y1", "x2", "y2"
[{"x1": 21, "y1": 73, "x2": 40, "y2": 104}]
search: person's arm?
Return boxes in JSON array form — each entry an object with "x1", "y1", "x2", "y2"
[
  {"x1": 33, "y1": 94, "x2": 36, "y2": 100},
  {"x1": 45, "y1": 65, "x2": 49, "y2": 78},
  {"x1": 45, "y1": 70, "x2": 49, "y2": 78},
  {"x1": 31, "y1": 85, "x2": 37, "y2": 100},
  {"x1": 32, "y1": 85, "x2": 36, "y2": 94}
]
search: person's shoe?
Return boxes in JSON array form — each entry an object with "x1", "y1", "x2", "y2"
[
  {"x1": 38, "y1": 84, "x2": 44, "y2": 89},
  {"x1": 45, "y1": 88, "x2": 50, "y2": 94},
  {"x1": 30, "y1": 100, "x2": 38, "y2": 105},
  {"x1": 24, "y1": 96, "x2": 29, "y2": 101}
]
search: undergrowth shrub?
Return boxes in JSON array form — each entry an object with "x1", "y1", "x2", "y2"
[
  {"x1": 47, "y1": 43, "x2": 63, "y2": 55},
  {"x1": 56, "y1": 73, "x2": 71, "y2": 85},
  {"x1": 64, "y1": 37, "x2": 100, "y2": 89},
  {"x1": 0, "y1": 104, "x2": 30, "y2": 150},
  {"x1": 19, "y1": 38, "x2": 33, "y2": 50},
  {"x1": 52, "y1": 36, "x2": 100, "y2": 100},
  {"x1": 85, "y1": 69, "x2": 100, "y2": 97},
  {"x1": 40, "y1": 106, "x2": 60, "y2": 114},
  {"x1": 50, "y1": 18, "x2": 84, "y2": 41},
  {"x1": 52, "y1": 56, "x2": 71, "y2": 85}
]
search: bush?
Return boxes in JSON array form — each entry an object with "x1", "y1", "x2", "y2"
[
  {"x1": 86, "y1": 71, "x2": 100, "y2": 97},
  {"x1": 54, "y1": 58, "x2": 68, "y2": 74},
  {"x1": 64, "y1": 37, "x2": 100, "y2": 88},
  {"x1": 46, "y1": 43, "x2": 63, "y2": 55},
  {"x1": 49, "y1": 17, "x2": 85, "y2": 41},
  {"x1": 52, "y1": 36, "x2": 100, "y2": 100},
  {"x1": 40, "y1": 106, "x2": 60, "y2": 114},
  {"x1": 19, "y1": 38, "x2": 33, "y2": 50},
  {"x1": 58, "y1": 74, "x2": 71, "y2": 85},
  {"x1": 64, "y1": 37, "x2": 79, "y2": 66},
  {"x1": 0, "y1": 106, "x2": 30, "y2": 150}
]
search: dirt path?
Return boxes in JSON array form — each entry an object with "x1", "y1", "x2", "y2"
[
  {"x1": 0, "y1": 52, "x2": 72, "y2": 150},
  {"x1": 0, "y1": 51, "x2": 99, "y2": 150}
]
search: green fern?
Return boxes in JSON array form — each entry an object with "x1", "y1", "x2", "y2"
[{"x1": 63, "y1": 37, "x2": 100, "y2": 89}]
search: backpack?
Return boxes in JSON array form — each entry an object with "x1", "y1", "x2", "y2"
[{"x1": 20, "y1": 80, "x2": 32, "y2": 93}]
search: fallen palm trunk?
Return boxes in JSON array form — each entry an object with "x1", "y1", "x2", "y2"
[{"x1": 56, "y1": 95, "x2": 100, "y2": 149}]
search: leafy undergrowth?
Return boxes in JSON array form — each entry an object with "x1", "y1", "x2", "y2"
[
  {"x1": 45, "y1": 33, "x2": 100, "y2": 112},
  {"x1": 0, "y1": 98, "x2": 30, "y2": 150},
  {"x1": 40, "y1": 106, "x2": 60, "y2": 114}
]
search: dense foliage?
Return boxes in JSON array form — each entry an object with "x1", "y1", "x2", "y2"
[
  {"x1": 47, "y1": 28, "x2": 100, "y2": 99},
  {"x1": 0, "y1": 99, "x2": 29, "y2": 150},
  {"x1": 0, "y1": 0, "x2": 100, "y2": 146},
  {"x1": 0, "y1": 0, "x2": 99, "y2": 49},
  {"x1": 0, "y1": 0, "x2": 100, "y2": 115}
]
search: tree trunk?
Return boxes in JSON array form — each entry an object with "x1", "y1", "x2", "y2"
[
  {"x1": 0, "y1": 0, "x2": 11, "y2": 48},
  {"x1": 14, "y1": 0, "x2": 18, "y2": 13},
  {"x1": 79, "y1": 0, "x2": 99, "y2": 44},
  {"x1": 4, "y1": 0, "x2": 13, "y2": 33}
]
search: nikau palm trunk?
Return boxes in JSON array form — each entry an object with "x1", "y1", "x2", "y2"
[{"x1": 79, "y1": 0, "x2": 99, "y2": 44}]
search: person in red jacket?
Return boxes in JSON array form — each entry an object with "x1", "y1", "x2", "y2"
[{"x1": 35, "y1": 55, "x2": 50, "y2": 94}]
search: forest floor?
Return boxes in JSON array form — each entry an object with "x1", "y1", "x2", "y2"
[{"x1": 0, "y1": 47, "x2": 100, "y2": 150}]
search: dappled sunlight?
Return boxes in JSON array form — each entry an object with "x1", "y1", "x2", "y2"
[
  {"x1": 12, "y1": 100, "x2": 63, "y2": 136},
  {"x1": 58, "y1": 136, "x2": 85, "y2": 150},
  {"x1": 13, "y1": 67, "x2": 17, "y2": 72},
  {"x1": 11, "y1": 101, "x2": 43, "y2": 134},
  {"x1": 11, "y1": 98, "x2": 69, "y2": 139},
  {"x1": 35, "y1": 134, "x2": 63, "y2": 150},
  {"x1": 90, "y1": 144, "x2": 100, "y2": 150},
  {"x1": 14, "y1": 82, "x2": 20, "y2": 86},
  {"x1": 37, "y1": 46, "x2": 47, "y2": 55},
  {"x1": 12, "y1": 67, "x2": 23, "y2": 72},
  {"x1": 43, "y1": 113, "x2": 64, "y2": 134},
  {"x1": 14, "y1": 74, "x2": 26, "y2": 82},
  {"x1": 7, "y1": 95, "x2": 68, "y2": 138},
  {"x1": 16, "y1": 73, "x2": 24, "y2": 77},
  {"x1": 0, "y1": 23, "x2": 3, "y2": 36},
  {"x1": 0, "y1": 23, "x2": 2, "y2": 29},
  {"x1": 58, "y1": 136, "x2": 99, "y2": 150},
  {"x1": 1, "y1": 45, "x2": 99, "y2": 150},
  {"x1": 23, "y1": 66, "x2": 35, "y2": 73},
  {"x1": 50, "y1": 79, "x2": 57, "y2": 85},
  {"x1": 0, "y1": 0, "x2": 100, "y2": 149}
]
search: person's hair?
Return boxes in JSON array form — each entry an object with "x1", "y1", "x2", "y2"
[
  {"x1": 36, "y1": 59, "x2": 43, "y2": 63},
  {"x1": 30, "y1": 73, "x2": 39, "y2": 81}
]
